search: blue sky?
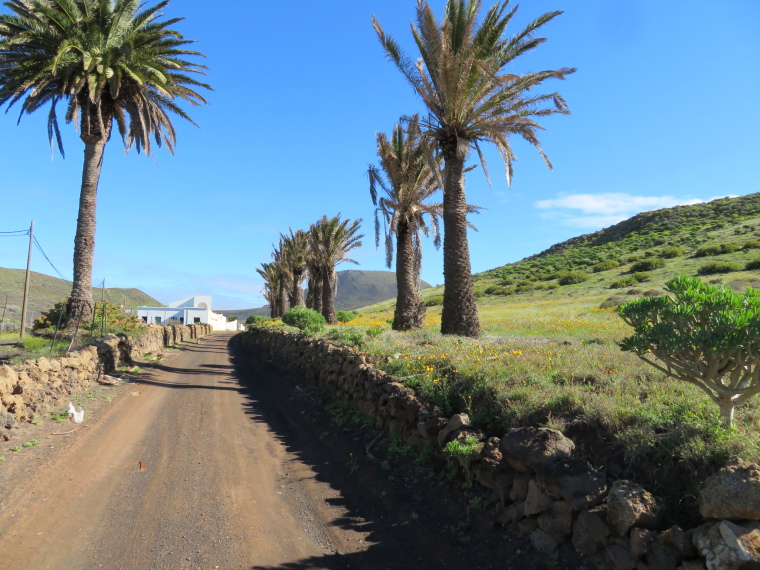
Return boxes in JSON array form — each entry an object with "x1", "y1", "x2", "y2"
[{"x1": 1, "y1": 0, "x2": 759, "y2": 309}]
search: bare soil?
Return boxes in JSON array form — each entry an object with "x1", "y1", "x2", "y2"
[{"x1": 0, "y1": 332, "x2": 590, "y2": 569}]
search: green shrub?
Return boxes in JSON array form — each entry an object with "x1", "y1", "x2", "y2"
[
  {"x1": 515, "y1": 282, "x2": 533, "y2": 292},
  {"x1": 722, "y1": 243, "x2": 740, "y2": 254},
  {"x1": 746, "y1": 260, "x2": 760, "y2": 271},
  {"x1": 33, "y1": 299, "x2": 68, "y2": 330},
  {"x1": 698, "y1": 261, "x2": 743, "y2": 275},
  {"x1": 546, "y1": 282, "x2": 560, "y2": 290},
  {"x1": 620, "y1": 276, "x2": 760, "y2": 427},
  {"x1": 550, "y1": 269, "x2": 571, "y2": 281},
  {"x1": 695, "y1": 245, "x2": 721, "y2": 257},
  {"x1": 599, "y1": 296, "x2": 625, "y2": 309},
  {"x1": 696, "y1": 244, "x2": 740, "y2": 257},
  {"x1": 365, "y1": 327, "x2": 383, "y2": 339},
  {"x1": 626, "y1": 254, "x2": 644, "y2": 263},
  {"x1": 245, "y1": 315, "x2": 269, "y2": 325},
  {"x1": 633, "y1": 272, "x2": 652, "y2": 283},
  {"x1": 558, "y1": 271, "x2": 589, "y2": 286},
  {"x1": 281, "y1": 306, "x2": 326, "y2": 333},
  {"x1": 660, "y1": 246, "x2": 684, "y2": 259},
  {"x1": 336, "y1": 310, "x2": 358, "y2": 323},
  {"x1": 592, "y1": 259, "x2": 620, "y2": 273},
  {"x1": 610, "y1": 276, "x2": 638, "y2": 289},
  {"x1": 484, "y1": 285, "x2": 514, "y2": 296},
  {"x1": 744, "y1": 240, "x2": 760, "y2": 250},
  {"x1": 631, "y1": 258, "x2": 666, "y2": 272},
  {"x1": 340, "y1": 330, "x2": 364, "y2": 347},
  {"x1": 425, "y1": 296, "x2": 443, "y2": 307}
]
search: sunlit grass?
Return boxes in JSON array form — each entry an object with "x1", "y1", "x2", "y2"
[{"x1": 340, "y1": 293, "x2": 760, "y2": 495}]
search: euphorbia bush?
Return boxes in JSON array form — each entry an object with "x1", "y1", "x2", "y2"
[
  {"x1": 619, "y1": 275, "x2": 760, "y2": 427},
  {"x1": 281, "y1": 306, "x2": 325, "y2": 334}
]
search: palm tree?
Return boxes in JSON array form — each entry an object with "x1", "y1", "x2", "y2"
[
  {"x1": 256, "y1": 262, "x2": 282, "y2": 318},
  {"x1": 368, "y1": 114, "x2": 442, "y2": 331},
  {"x1": 271, "y1": 243, "x2": 290, "y2": 317},
  {"x1": 280, "y1": 228, "x2": 309, "y2": 308},
  {"x1": 0, "y1": 0, "x2": 210, "y2": 324},
  {"x1": 308, "y1": 215, "x2": 363, "y2": 324},
  {"x1": 374, "y1": 0, "x2": 574, "y2": 337}
]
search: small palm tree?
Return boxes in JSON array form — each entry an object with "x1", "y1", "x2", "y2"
[
  {"x1": 256, "y1": 262, "x2": 283, "y2": 318},
  {"x1": 279, "y1": 229, "x2": 309, "y2": 308},
  {"x1": 308, "y1": 215, "x2": 363, "y2": 323},
  {"x1": 271, "y1": 244, "x2": 290, "y2": 317},
  {"x1": 0, "y1": 0, "x2": 210, "y2": 324},
  {"x1": 368, "y1": 114, "x2": 442, "y2": 331},
  {"x1": 374, "y1": 0, "x2": 574, "y2": 337}
]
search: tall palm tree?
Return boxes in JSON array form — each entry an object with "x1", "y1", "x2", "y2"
[
  {"x1": 368, "y1": 114, "x2": 443, "y2": 331},
  {"x1": 374, "y1": 0, "x2": 574, "y2": 337},
  {"x1": 280, "y1": 228, "x2": 309, "y2": 308},
  {"x1": 0, "y1": 0, "x2": 210, "y2": 324},
  {"x1": 308, "y1": 215, "x2": 363, "y2": 324}
]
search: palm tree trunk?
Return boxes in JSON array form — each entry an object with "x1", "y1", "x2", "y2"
[
  {"x1": 277, "y1": 279, "x2": 289, "y2": 318},
  {"x1": 393, "y1": 219, "x2": 425, "y2": 330},
  {"x1": 440, "y1": 148, "x2": 480, "y2": 337},
  {"x1": 309, "y1": 270, "x2": 323, "y2": 314},
  {"x1": 290, "y1": 269, "x2": 305, "y2": 307},
  {"x1": 322, "y1": 267, "x2": 338, "y2": 324},
  {"x1": 305, "y1": 275, "x2": 314, "y2": 309},
  {"x1": 66, "y1": 136, "x2": 107, "y2": 326}
]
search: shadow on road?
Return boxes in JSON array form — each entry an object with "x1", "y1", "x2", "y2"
[{"x1": 223, "y1": 333, "x2": 578, "y2": 570}]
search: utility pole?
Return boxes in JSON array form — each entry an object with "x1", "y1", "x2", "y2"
[{"x1": 20, "y1": 220, "x2": 34, "y2": 340}]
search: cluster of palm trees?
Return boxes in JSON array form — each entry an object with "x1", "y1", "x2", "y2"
[
  {"x1": 1, "y1": 0, "x2": 574, "y2": 339},
  {"x1": 373, "y1": 0, "x2": 575, "y2": 337},
  {"x1": 257, "y1": 215, "x2": 363, "y2": 324}
]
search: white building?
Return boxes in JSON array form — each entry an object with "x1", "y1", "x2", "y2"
[{"x1": 137, "y1": 296, "x2": 242, "y2": 331}]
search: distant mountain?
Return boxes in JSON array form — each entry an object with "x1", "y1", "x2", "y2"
[
  {"x1": 221, "y1": 269, "x2": 432, "y2": 320},
  {"x1": 0, "y1": 267, "x2": 162, "y2": 323}
]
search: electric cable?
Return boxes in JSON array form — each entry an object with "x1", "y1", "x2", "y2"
[{"x1": 32, "y1": 236, "x2": 69, "y2": 281}]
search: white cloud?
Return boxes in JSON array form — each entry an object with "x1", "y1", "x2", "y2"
[{"x1": 534, "y1": 193, "x2": 707, "y2": 229}]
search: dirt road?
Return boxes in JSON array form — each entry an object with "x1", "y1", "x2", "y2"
[{"x1": 0, "y1": 333, "x2": 582, "y2": 570}]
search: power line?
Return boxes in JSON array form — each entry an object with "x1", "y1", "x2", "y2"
[
  {"x1": 0, "y1": 230, "x2": 29, "y2": 236},
  {"x1": 32, "y1": 236, "x2": 69, "y2": 282}
]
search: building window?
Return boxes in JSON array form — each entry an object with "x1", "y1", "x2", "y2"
[
  {"x1": 194, "y1": 317, "x2": 201, "y2": 324},
  {"x1": 141, "y1": 316, "x2": 148, "y2": 323},
  {"x1": 180, "y1": 317, "x2": 184, "y2": 324},
  {"x1": 155, "y1": 316, "x2": 162, "y2": 324}
]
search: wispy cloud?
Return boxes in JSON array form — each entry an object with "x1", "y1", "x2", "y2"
[{"x1": 534, "y1": 193, "x2": 707, "y2": 229}]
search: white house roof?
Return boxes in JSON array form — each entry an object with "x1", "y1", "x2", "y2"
[{"x1": 166, "y1": 296, "x2": 212, "y2": 309}]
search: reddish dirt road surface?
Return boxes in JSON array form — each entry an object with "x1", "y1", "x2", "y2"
[{"x1": 0, "y1": 332, "x2": 587, "y2": 569}]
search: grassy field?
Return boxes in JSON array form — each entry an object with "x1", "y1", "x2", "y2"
[{"x1": 258, "y1": 270, "x2": 760, "y2": 520}]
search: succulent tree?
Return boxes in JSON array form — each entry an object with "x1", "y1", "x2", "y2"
[
  {"x1": 374, "y1": 0, "x2": 574, "y2": 337},
  {"x1": 619, "y1": 276, "x2": 760, "y2": 428}
]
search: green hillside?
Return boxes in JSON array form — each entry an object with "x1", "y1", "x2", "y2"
[
  {"x1": 0, "y1": 267, "x2": 162, "y2": 323},
  {"x1": 359, "y1": 194, "x2": 760, "y2": 315},
  {"x1": 471, "y1": 193, "x2": 760, "y2": 302}
]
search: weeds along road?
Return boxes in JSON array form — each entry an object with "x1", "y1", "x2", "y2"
[{"x1": 0, "y1": 332, "x2": 514, "y2": 570}]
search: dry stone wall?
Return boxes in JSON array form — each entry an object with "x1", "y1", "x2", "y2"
[
  {"x1": 0, "y1": 324, "x2": 211, "y2": 437},
  {"x1": 244, "y1": 327, "x2": 760, "y2": 570}
]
